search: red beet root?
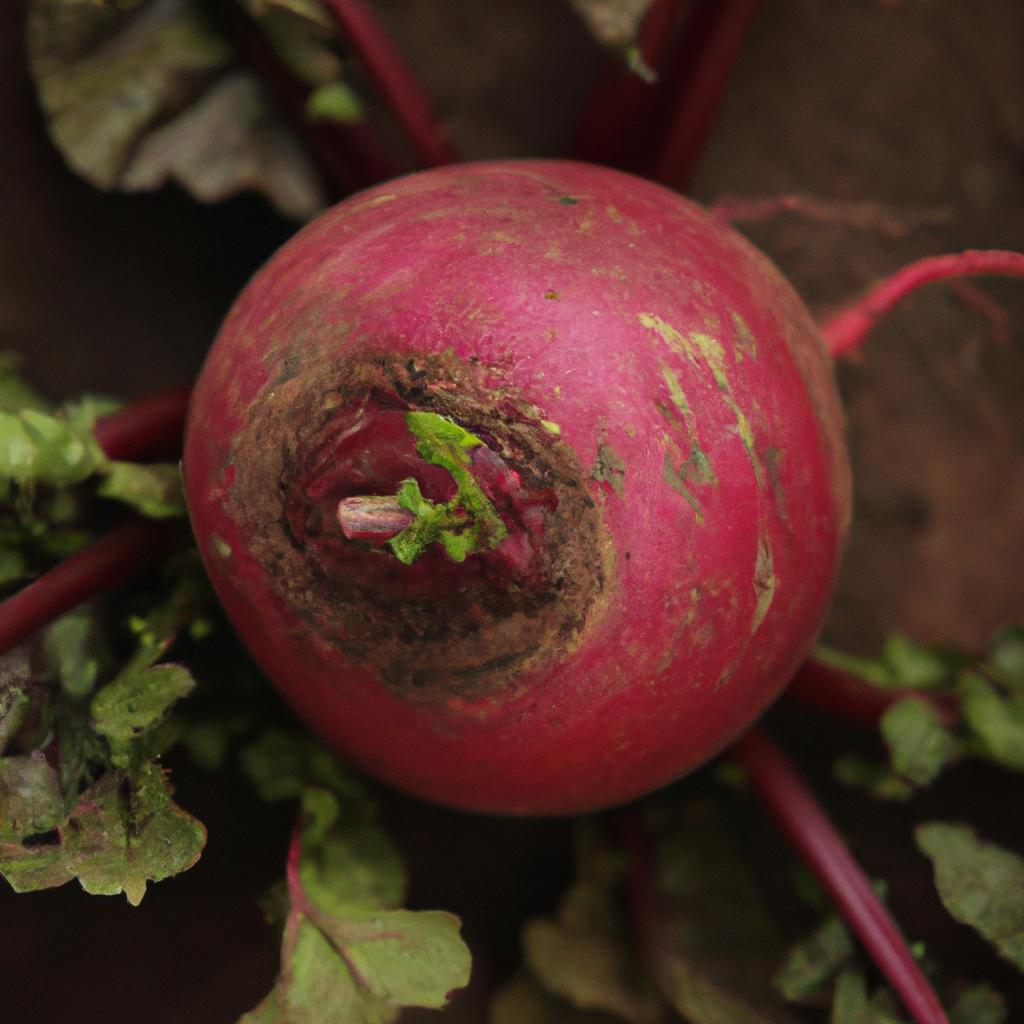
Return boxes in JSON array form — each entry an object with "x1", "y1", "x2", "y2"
[{"x1": 183, "y1": 160, "x2": 851, "y2": 814}]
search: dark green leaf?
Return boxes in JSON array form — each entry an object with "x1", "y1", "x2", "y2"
[
  {"x1": 26, "y1": 0, "x2": 327, "y2": 220},
  {"x1": 0, "y1": 352, "x2": 48, "y2": 413},
  {"x1": 0, "y1": 546, "x2": 27, "y2": 585},
  {"x1": 880, "y1": 698, "x2": 960, "y2": 787},
  {"x1": 833, "y1": 754, "x2": 914, "y2": 802},
  {"x1": 238, "y1": 729, "x2": 360, "y2": 804},
  {"x1": 523, "y1": 919, "x2": 660, "y2": 1023},
  {"x1": 520, "y1": 820, "x2": 661, "y2": 1022},
  {"x1": 652, "y1": 801, "x2": 797, "y2": 1024},
  {"x1": 491, "y1": 973, "x2": 619, "y2": 1023},
  {"x1": 774, "y1": 914, "x2": 855, "y2": 1003},
  {"x1": 916, "y1": 822, "x2": 1024, "y2": 970},
  {"x1": 948, "y1": 983, "x2": 1007, "y2": 1024}
]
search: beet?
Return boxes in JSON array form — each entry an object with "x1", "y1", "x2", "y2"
[{"x1": 183, "y1": 160, "x2": 851, "y2": 814}]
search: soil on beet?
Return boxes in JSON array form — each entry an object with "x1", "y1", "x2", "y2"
[{"x1": 1, "y1": 1, "x2": 1022, "y2": 1021}]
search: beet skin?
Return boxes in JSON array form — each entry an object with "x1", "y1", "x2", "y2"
[{"x1": 184, "y1": 160, "x2": 851, "y2": 814}]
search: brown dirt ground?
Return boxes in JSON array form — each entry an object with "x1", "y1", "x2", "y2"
[{"x1": 2, "y1": 1, "x2": 1022, "y2": 1021}]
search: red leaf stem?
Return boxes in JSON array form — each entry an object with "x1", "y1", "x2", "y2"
[
  {"x1": 616, "y1": 805, "x2": 669, "y2": 987},
  {"x1": 573, "y1": 0, "x2": 693, "y2": 166},
  {"x1": 93, "y1": 387, "x2": 191, "y2": 463},
  {"x1": 823, "y1": 250, "x2": 1024, "y2": 358},
  {"x1": 321, "y1": 0, "x2": 458, "y2": 168},
  {"x1": 786, "y1": 659, "x2": 959, "y2": 728},
  {"x1": 647, "y1": 0, "x2": 763, "y2": 189},
  {"x1": 0, "y1": 520, "x2": 181, "y2": 657},
  {"x1": 220, "y1": 0, "x2": 400, "y2": 195},
  {"x1": 731, "y1": 728, "x2": 949, "y2": 1024}
]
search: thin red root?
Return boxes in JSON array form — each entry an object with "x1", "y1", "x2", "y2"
[
  {"x1": 0, "y1": 520, "x2": 180, "y2": 657},
  {"x1": 93, "y1": 387, "x2": 191, "y2": 462},
  {"x1": 709, "y1": 193, "x2": 950, "y2": 239},
  {"x1": 786, "y1": 658, "x2": 959, "y2": 728},
  {"x1": 823, "y1": 250, "x2": 1024, "y2": 358},
  {"x1": 950, "y1": 280, "x2": 1013, "y2": 347},
  {"x1": 731, "y1": 728, "x2": 949, "y2": 1024},
  {"x1": 322, "y1": 0, "x2": 458, "y2": 168}
]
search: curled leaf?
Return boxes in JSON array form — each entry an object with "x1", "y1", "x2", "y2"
[{"x1": 26, "y1": 0, "x2": 336, "y2": 220}]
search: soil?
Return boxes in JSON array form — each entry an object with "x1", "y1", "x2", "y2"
[{"x1": 1, "y1": 1, "x2": 1022, "y2": 1021}]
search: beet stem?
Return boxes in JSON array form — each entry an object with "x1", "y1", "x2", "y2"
[
  {"x1": 93, "y1": 387, "x2": 191, "y2": 463},
  {"x1": 335, "y1": 495, "x2": 414, "y2": 542},
  {"x1": 785, "y1": 658, "x2": 959, "y2": 728},
  {"x1": 572, "y1": 0, "x2": 693, "y2": 166},
  {"x1": 648, "y1": 0, "x2": 763, "y2": 189},
  {"x1": 823, "y1": 250, "x2": 1024, "y2": 357},
  {"x1": 321, "y1": 0, "x2": 458, "y2": 168},
  {"x1": 731, "y1": 728, "x2": 949, "y2": 1024},
  {"x1": 0, "y1": 520, "x2": 180, "y2": 657},
  {"x1": 216, "y1": 0, "x2": 400, "y2": 194}
]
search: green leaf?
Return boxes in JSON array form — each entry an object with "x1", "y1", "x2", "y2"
[
  {"x1": 386, "y1": 412, "x2": 508, "y2": 564},
  {"x1": 315, "y1": 905, "x2": 470, "y2": 1008},
  {"x1": 0, "y1": 545, "x2": 27, "y2": 586},
  {"x1": 491, "y1": 973, "x2": 616, "y2": 1024},
  {"x1": 41, "y1": 607, "x2": 103, "y2": 697},
  {"x1": 813, "y1": 635, "x2": 961, "y2": 692},
  {"x1": 91, "y1": 663, "x2": 195, "y2": 761},
  {"x1": 0, "y1": 762, "x2": 205, "y2": 904},
  {"x1": 829, "y1": 970, "x2": 902, "y2": 1024},
  {"x1": 520, "y1": 820, "x2": 661, "y2": 1022},
  {"x1": 948, "y1": 983, "x2": 1007, "y2": 1024},
  {"x1": 97, "y1": 461, "x2": 186, "y2": 518},
  {"x1": 0, "y1": 406, "x2": 103, "y2": 486},
  {"x1": 880, "y1": 697, "x2": 960, "y2": 787},
  {"x1": 832, "y1": 754, "x2": 914, "y2": 802},
  {"x1": 0, "y1": 352, "x2": 48, "y2": 414},
  {"x1": 241, "y1": 785, "x2": 471, "y2": 1023},
  {"x1": 916, "y1": 822, "x2": 1024, "y2": 970},
  {"x1": 306, "y1": 81, "x2": 363, "y2": 123},
  {"x1": 405, "y1": 410, "x2": 485, "y2": 469},
  {"x1": 26, "y1": 0, "x2": 327, "y2": 220},
  {"x1": 881, "y1": 634, "x2": 957, "y2": 689},
  {"x1": 989, "y1": 627, "x2": 1024, "y2": 690},
  {"x1": 0, "y1": 684, "x2": 31, "y2": 755},
  {"x1": 961, "y1": 672, "x2": 1024, "y2": 771},
  {"x1": 523, "y1": 919, "x2": 660, "y2": 1023},
  {"x1": 238, "y1": 729, "x2": 362, "y2": 804},
  {"x1": 774, "y1": 914, "x2": 855, "y2": 1003},
  {"x1": 297, "y1": 788, "x2": 406, "y2": 913},
  {"x1": 0, "y1": 754, "x2": 66, "y2": 837},
  {"x1": 651, "y1": 801, "x2": 796, "y2": 1024}
]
